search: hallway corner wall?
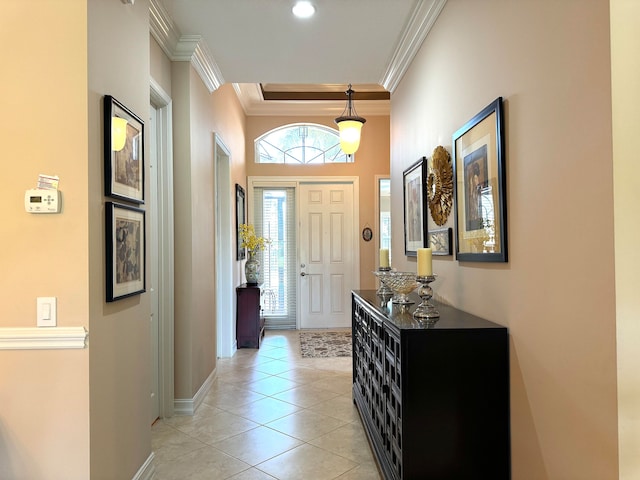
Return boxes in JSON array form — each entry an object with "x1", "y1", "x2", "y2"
[
  {"x1": 390, "y1": 1, "x2": 617, "y2": 478},
  {"x1": 88, "y1": 0, "x2": 153, "y2": 478},
  {"x1": 245, "y1": 114, "x2": 391, "y2": 290},
  {"x1": 0, "y1": 1, "x2": 90, "y2": 478},
  {"x1": 171, "y1": 61, "x2": 248, "y2": 402}
]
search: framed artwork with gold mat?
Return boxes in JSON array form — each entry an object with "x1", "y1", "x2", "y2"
[{"x1": 452, "y1": 97, "x2": 507, "y2": 263}]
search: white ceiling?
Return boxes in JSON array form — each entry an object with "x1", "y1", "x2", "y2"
[{"x1": 152, "y1": 0, "x2": 446, "y2": 115}]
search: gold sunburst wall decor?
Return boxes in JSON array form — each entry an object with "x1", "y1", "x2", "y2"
[{"x1": 427, "y1": 145, "x2": 453, "y2": 226}]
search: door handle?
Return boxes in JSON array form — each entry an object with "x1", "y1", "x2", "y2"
[{"x1": 300, "y1": 272, "x2": 306, "y2": 277}]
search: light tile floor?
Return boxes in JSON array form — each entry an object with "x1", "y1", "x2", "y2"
[{"x1": 152, "y1": 330, "x2": 382, "y2": 480}]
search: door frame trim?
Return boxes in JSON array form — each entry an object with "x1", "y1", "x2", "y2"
[
  {"x1": 247, "y1": 176, "x2": 361, "y2": 329},
  {"x1": 214, "y1": 134, "x2": 235, "y2": 358},
  {"x1": 150, "y1": 78, "x2": 175, "y2": 418}
]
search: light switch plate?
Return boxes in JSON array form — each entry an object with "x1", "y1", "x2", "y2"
[{"x1": 37, "y1": 297, "x2": 57, "y2": 327}]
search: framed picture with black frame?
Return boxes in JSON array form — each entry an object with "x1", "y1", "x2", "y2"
[
  {"x1": 403, "y1": 157, "x2": 428, "y2": 257},
  {"x1": 452, "y1": 97, "x2": 507, "y2": 262},
  {"x1": 236, "y1": 184, "x2": 246, "y2": 260},
  {"x1": 103, "y1": 95, "x2": 145, "y2": 204},
  {"x1": 429, "y1": 227, "x2": 453, "y2": 256},
  {"x1": 106, "y1": 202, "x2": 146, "y2": 302}
]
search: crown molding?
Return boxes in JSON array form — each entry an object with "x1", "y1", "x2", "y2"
[
  {"x1": 149, "y1": 0, "x2": 224, "y2": 92},
  {"x1": 149, "y1": 0, "x2": 180, "y2": 57},
  {"x1": 232, "y1": 83, "x2": 261, "y2": 113},
  {"x1": 380, "y1": 0, "x2": 447, "y2": 93},
  {"x1": 177, "y1": 35, "x2": 223, "y2": 92},
  {"x1": 150, "y1": 0, "x2": 432, "y2": 110}
]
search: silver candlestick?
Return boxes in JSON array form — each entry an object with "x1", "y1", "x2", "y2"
[{"x1": 413, "y1": 274, "x2": 439, "y2": 321}]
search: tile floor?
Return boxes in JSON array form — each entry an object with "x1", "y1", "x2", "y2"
[{"x1": 151, "y1": 330, "x2": 382, "y2": 480}]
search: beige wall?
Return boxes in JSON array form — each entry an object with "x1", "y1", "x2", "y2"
[
  {"x1": 151, "y1": 34, "x2": 172, "y2": 95},
  {"x1": 1, "y1": 0, "x2": 154, "y2": 476},
  {"x1": 171, "y1": 64, "x2": 247, "y2": 399},
  {"x1": 246, "y1": 115, "x2": 391, "y2": 289},
  {"x1": 171, "y1": 61, "x2": 194, "y2": 399},
  {"x1": 0, "y1": 1, "x2": 90, "y2": 479},
  {"x1": 87, "y1": 0, "x2": 153, "y2": 478},
  {"x1": 611, "y1": 0, "x2": 640, "y2": 477},
  {"x1": 2, "y1": 1, "x2": 636, "y2": 478},
  {"x1": 390, "y1": 1, "x2": 617, "y2": 478}
]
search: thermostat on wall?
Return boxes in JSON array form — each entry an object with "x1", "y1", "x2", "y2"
[{"x1": 25, "y1": 189, "x2": 61, "y2": 213}]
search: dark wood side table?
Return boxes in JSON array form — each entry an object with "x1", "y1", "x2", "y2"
[
  {"x1": 236, "y1": 284, "x2": 265, "y2": 348},
  {"x1": 352, "y1": 290, "x2": 511, "y2": 479}
]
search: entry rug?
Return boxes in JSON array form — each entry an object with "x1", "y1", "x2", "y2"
[{"x1": 299, "y1": 331, "x2": 352, "y2": 358}]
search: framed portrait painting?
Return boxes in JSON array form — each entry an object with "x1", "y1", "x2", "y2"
[
  {"x1": 104, "y1": 95, "x2": 144, "y2": 204},
  {"x1": 403, "y1": 157, "x2": 428, "y2": 257},
  {"x1": 106, "y1": 202, "x2": 146, "y2": 302},
  {"x1": 452, "y1": 97, "x2": 507, "y2": 262}
]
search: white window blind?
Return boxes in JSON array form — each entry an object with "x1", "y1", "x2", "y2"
[{"x1": 253, "y1": 187, "x2": 297, "y2": 329}]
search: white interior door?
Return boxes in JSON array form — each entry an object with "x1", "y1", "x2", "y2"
[{"x1": 299, "y1": 182, "x2": 355, "y2": 329}]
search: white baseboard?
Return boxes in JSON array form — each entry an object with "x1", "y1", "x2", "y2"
[
  {"x1": 132, "y1": 451, "x2": 155, "y2": 480},
  {"x1": 173, "y1": 368, "x2": 216, "y2": 415}
]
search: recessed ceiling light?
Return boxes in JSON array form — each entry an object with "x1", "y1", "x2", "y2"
[{"x1": 292, "y1": 1, "x2": 315, "y2": 19}]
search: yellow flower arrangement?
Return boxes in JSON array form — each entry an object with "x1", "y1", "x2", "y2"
[{"x1": 239, "y1": 224, "x2": 270, "y2": 253}]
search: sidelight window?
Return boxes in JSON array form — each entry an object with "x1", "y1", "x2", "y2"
[{"x1": 253, "y1": 187, "x2": 297, "y2": 329}]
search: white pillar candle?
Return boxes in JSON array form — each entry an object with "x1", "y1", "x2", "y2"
[
  {"x1": 380, "y1": 249, "x2": 390, "y2": 268},
  {"x1": 417, "y1": 248, "x2": 432, "y2": 276}
]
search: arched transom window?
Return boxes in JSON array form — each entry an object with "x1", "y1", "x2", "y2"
[{"x1": 255, "y1": 123, "x2": 353, "y2": 164}]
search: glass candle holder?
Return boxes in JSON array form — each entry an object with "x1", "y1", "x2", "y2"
[
  {"x1": 413, "y1": 274, "x2": 439, "y2": 321},
  {"x1": 373, "y1": 267, "x2": 393, "y2": 300}
]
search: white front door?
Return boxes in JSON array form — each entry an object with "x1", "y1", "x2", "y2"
[{"x1": 299, "y1": 182, "x2": 355, "y2": 329}]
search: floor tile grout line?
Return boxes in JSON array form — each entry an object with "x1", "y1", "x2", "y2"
[{"x1": 152, "y1": 330, "x2": 381, "y2": 479}]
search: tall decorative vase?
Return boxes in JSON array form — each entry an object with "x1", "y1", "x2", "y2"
[{"x1": 245, "y1": 250, "x2": 260, "y2": 285}]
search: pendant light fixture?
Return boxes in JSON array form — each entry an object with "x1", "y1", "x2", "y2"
[{"x1": 335, "y1": 84, "x2": 366, "y2": 156}]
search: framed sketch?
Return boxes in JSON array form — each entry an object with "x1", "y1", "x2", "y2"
[
  {"x1": 104, "y1": 95, "x2": 144, "y2": 204},
  {"x1": 428, "y1": 227, "x2": 453, "y2": 256},
  {"x1": 452, "y1": 97, "x2": 507, "y2": 262},
  {"x1": 236, "y1": 184, "x2": 246, "y2": 260},
  {"x1": 403, "y1": 157, "x2": 428, "y2": 257},
  {"x1": 106, "y1": 202, "x2": 146, "y2": 302}
]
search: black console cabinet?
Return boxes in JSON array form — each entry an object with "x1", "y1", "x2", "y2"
[
  {"x1": 352, "y1": 290, "x2": 510, "y2": 479},
  {"x1": 236, "y1": 284, "x2": 265, "y2": 348}
]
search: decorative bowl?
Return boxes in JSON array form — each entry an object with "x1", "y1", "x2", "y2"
[
  {"x1": 374, "y1": 271, "x2": 418, "y2": 304},
  {"x1": 372, "y1": 270, "x2": 393, "y2": 300}
]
